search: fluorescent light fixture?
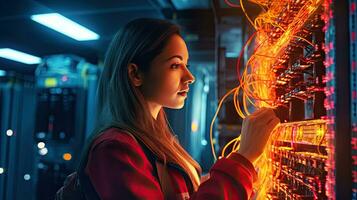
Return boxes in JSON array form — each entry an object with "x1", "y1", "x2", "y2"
[
  {"x1": 0, "y1": 70, "x2": 6, "y2": 76},
  {"x1": 31, "y1": 13, "x2": 100, "y2": 41},
  {"x1": 0, "y1": 48, "x2": 41, "y2": 64}
]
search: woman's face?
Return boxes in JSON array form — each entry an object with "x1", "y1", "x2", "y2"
[{"x1": 140, "y1": 34, "x2": 195, "y2": 109}]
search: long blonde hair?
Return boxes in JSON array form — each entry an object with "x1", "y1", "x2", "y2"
[{"x1": 80, "y1": 18, "x2": 201, "y2": 190}]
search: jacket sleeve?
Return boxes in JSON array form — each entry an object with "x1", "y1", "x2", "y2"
[
  {"x1": 191, "y1": 153, "x2": 257, "y2": 200},
  {"x1": 85, "y1": 134, "x2": 164, "y2": 200}
]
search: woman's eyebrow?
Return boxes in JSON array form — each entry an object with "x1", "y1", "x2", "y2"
[{"x1": 166, "y1": 55, "x2": 183, "y2": 61}]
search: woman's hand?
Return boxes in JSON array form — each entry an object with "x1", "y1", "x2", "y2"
[{"x1": 237, "y1": 108, "x2": 280, "y2": 163}]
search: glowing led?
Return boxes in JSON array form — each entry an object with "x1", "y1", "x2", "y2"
[
  {"x1": 24, "y1": 174, "x2": 31, "y2": 181},
  {"x1": 201, "y1": 139, "x2": 208, "y2": 146},
  {"x1": 37, "y1": 163, "x2": 45, "y2": 169},
  {"x1": 203, "y1": 85, "x2": 209, "y2": 93},
  {"x1": 39, "y1": 147, "x2": 48, "y2": 156},
  {"x1": 191, "y1": 121, "x2": 198, "y2": 133},
  {"x1": 61, "y1": 75, "x2": 68, "y2": 82},
  {"x1": 6, "y1": 129, "x2": 13, "y2": 136},
  {"x1": 63, "y1": 153, "x2": 72, "y2": 161},
  {"x1": 0, "y1": 70, "x2": 6, "y2": 76},
  {"x1": 45, "y1": 78, "x2": 58, "y2": 87},
  {"x1": 36, "y1": 132, "x2": 46, "y2": 139},
  {"x1": 212, "y1": 138, "x2": 216, "y2": 145},
  {"x1": 37, "y1": 142, "x2": 45, "y2": 149},
  {"x1": 0, "y1": 168, "x2": 4, "y2": 174}
]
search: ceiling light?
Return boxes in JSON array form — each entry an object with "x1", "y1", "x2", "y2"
[
  {"x1": 31, "y1": 13, "x2": 100, "y2": 41},
  {"x1": 0, "y1": 48, "x2": 41, "y2": 64}
]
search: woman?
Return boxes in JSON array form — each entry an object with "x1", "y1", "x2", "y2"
[{"x1": 80, "y1": 18, "x2": 279, "y2": 200}]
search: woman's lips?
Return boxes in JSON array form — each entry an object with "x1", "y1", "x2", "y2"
[{"x1": 177, "y1": 91, "x2": 188, "y2": 97}]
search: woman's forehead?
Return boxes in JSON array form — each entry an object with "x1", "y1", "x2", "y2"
[{"x1": 160, "y1": 35, "x2": 189, "y2": 62}]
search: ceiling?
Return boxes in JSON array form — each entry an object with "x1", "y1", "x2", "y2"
[{"x1": 0, "y1": 0, "x2": 255, "y2": 74}]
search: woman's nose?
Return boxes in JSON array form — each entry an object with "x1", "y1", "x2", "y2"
[{"x1": 184, "y1": 68, "x2": 195, "y2": 84}]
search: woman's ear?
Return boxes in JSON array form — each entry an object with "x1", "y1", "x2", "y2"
[{"x1": 128, "y1": 63, "x2": 143, "y2": 87}]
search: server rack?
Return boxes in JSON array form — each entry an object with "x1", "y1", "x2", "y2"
[{"x1": 33, "y1": 55, "x2": 99, "y2": 200}]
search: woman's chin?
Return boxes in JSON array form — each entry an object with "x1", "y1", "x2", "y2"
[{"x1": 165, "y1": 101, "x2": 185, "y2": 109}]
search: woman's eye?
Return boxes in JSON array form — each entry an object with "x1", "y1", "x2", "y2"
[{"x1": 171, "y1": 63, "x2": 181, "y2": 69}]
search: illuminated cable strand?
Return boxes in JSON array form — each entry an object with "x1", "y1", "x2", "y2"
[{"x1": 211, "y1": 1, "x2": 326, "y2": 198}]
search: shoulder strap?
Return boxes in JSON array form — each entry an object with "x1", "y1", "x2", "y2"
[
  {"x1": 121, "y1": 130, "x2": 176, "y2": 200},
  {"x1": 121, "y1": 130, "x2": 159, "y2": 180},
  {"x1": 155, "y1": 161, "x2": 177, "y2": 200}
]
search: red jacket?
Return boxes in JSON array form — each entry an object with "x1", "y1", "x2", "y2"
[{"x1": 85, "y1": 128, "x2": 257, "y2": 200}]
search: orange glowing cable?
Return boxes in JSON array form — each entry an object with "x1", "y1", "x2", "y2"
[
  {"x1": 236, "y1": 31, "x2": 258, "y2": 81},
  {"x1": 233, "y1": 81, "x2": 275, "y2": 119},
  {"x1": 241, "y1": 80, "x2": 274, "y2": 102},
  {"x1": 221, "y1": 137, "x2": 240, "y2": 157},
  {"x1": 253, "y1": 54, "x2": 279, "y2": 59},
  {"x1": 224, "y1": 0, "x2": 241, "y2": 8},
  {"x1": 210, "y1": 87, "x2": 238, "y2": 161},
  {"x1": 240, "y1": 0, "x2": 256, "y2": 29},
  {"x1": 242, "y1": 93, "x2": 251, "y2": 115},
  {"x1": 317, "y1": 125, "x2": 326, "y2": 155},
  {"x1": 233, "y1": 86, "x2": 247, "y2": 118},
  {"x1": 231, "y1": 0, "x2": 325, "y2": 198},
  {"x1": 210, "y1": 2, "x2": 326, "y2": 198},
  {"x1": 231, "y1": 136, "x2": 240, "y2": 152},
  {"x1": 292, "y1": 35, "x2": 316, "y2": 48}
]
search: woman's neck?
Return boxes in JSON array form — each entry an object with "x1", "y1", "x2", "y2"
[{"x1": 147, "y1": 101, "x2": 162, "y2": 120}]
